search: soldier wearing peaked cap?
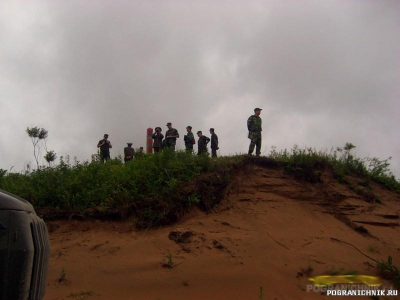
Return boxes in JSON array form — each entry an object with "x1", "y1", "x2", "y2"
[
  {"x1": 124, "y1": 142, "x2": 135, "y2": 162},
  {"x1": 247, "y1": 108, "x2": 262, "y2": 156}
]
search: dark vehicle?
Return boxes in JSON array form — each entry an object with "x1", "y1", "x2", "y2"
[{"x1": 0, "y1": 189, "x2": 50, "y2": 300}]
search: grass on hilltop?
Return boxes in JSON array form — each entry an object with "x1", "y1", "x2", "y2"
[
  {"x1": 0, "y1": 149, "x2": 246, "y2": 227},
  {"x1": 0, "y1": 143, "x2": 399, "y2": 227}
]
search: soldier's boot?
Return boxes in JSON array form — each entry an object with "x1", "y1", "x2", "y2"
[
  {"x1": 248, "y1": 143, "x2": 255, "y2": 155},
  {"x1": 255, "y1": 139, "x2": 262, "y2": 156}
]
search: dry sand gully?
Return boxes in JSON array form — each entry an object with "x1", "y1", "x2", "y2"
[{"x1": 44, "y1": 165, "x2": 400, "y2": 300}]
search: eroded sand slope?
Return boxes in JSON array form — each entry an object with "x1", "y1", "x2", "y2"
[{"x1": 44, "y1": 165, "x2": 400, "y2": 300}]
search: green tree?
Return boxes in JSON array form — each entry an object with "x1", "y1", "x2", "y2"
[
  {"x1": 44, "y1": 150, "x2": 57, "y2": 167},
  {"x1": 343, "y1": 142, "x2": 356, "y2": 161},
  {"x1": 26, "y1": 126, "x2": 49, "y2": 169}
]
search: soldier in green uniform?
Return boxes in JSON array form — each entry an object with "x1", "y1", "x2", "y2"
[
  {"x1": 124, "y1": 142, "x2": 135, "y2": 162},
  {"x1": 152, "y1": 127, "x2": 164, "y2": 153},
  {"x1": 165, "y1": 122, "x2": 179, "y2": 150},
  {"x1": 97, "y1": 134, "x2": 112, "y2": 163},
  {"x1": 209, "y1": 128, "x2": 219, "y2": 158},
  {"x1": 247, "y1": 108, "x2": 262, "y2": 156},
  {"x1": 196, "y1": 131, "x2": 210, "y2": 155},
  {"x1": 135, "y1": 147, "x2": 144, "y2": 159},
  {"x1": 184, "y1": 126, "x2": 195, "y2": 152}
]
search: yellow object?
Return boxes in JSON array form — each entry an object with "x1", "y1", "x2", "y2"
[{"x1": 308, "y1": 275, "x2": 381, "y2": 286}]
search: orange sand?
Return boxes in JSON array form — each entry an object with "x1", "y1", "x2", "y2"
[{"x1": 44, "y1": 166, "x2": 400, "y2": 300}]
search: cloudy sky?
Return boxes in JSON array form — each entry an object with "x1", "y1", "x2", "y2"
[{"x1": 1, "y1": 0, "x2": 399, "y2": 177}]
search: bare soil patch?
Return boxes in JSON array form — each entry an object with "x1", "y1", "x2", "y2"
[{"x1": 44, "y1": 164, "x2": 400, "y2": 299}]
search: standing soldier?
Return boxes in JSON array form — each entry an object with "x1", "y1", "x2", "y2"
[
  {"x1": 135, "y1": 147, "x2": 145, "y2": 159},
  {"x1": 124, "y1": 143, "x2": 135, "y2": 163},
  {"x1": 152, "y1": 127, "x2": 164, "y2": 153},
  {"x1": 196, "y1": 131, "x2": 210, "y2": 155},
  {"x1": 209, "y1": 128, "x2": 219, "y2": 158},
  {"x1": 97, "y1": 134, "x2": 112, "y2": 163},
  {"x1": 165, "y1": 122, "x2": 179, "y2": 150},
  {"x1": 247, "y1": 108, "x2": 262, "y2": 156},
  {"x1": 184, "y1": 126, "x2": 195, "y2": 152}
]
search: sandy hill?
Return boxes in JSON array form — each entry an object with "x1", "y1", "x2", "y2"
[{"x1": 44, "y1": 162, "x2": 400, "y2": 300}]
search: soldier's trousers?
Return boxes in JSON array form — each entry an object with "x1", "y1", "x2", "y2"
[
  {"x1": 197, "y1": 148, "x2": 208, "y2": 156},
  {"x1": 165, "y1": 142, "x2": 176, "y2": 151},
  {"x1": 211, "y1": 148, "x2": 217, "y2": 158},
  {"x1": 100, "y1": 151, "x2": 110, "y2": 163},
  {"x1": 248, "y1": 136, "x2": 262, "y2": 156},
  {"x1": 185, "y1": 144, "x2": 193, "y2": 153}
]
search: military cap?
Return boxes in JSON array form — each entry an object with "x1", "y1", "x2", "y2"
[
  {"x1": 127, "y1": 142, "x2": 133, "y2": 145},
  {"x1": 209, "y1": 128, "x2": 214, "y2": 132},
  {"x1": 186, "y1": 126, "x2": 192, "y2": 129},
  {"x1": 197, "y1": 131, "x2": 202, "y2": 134},
  {"x1": 166, "y1": 122, "x2": 172, "y2": 126},
  {"x1": 104, "y1": 134, "x2": 109, "y2": 137},
  {"x1": 254, "y1": 108, "x2": 262, "y2": 112},
  {"x1": 155, "y1": 127, "x2": 162, "y2": 131}
]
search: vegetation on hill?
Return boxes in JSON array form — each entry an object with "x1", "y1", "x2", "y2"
[
  {"x1": 0, "y1": 150, "x2": 246, "y2": 227},
  {"x1": 0, "y1": 143, "x2": 399, "y2": 227},
  {"x1": 3, "y1": 143, "x2": 399, "y2": 290}
]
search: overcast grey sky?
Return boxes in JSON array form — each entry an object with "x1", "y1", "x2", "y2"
[{"x1": 1, "y1": 0, "x2": 399, "y2": 177}]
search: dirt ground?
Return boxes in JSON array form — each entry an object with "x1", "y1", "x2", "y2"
[{"x1": 44, "y1": 165, "x2": 400, "y2": 300}]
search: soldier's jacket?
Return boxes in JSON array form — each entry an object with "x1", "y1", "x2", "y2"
[
  {"x1": 124, "y1": 147, "x2": 135, "y2": 160},
  {"x1": 247, "y1": 115, "x2": 262, "y2": 138},
  {"x1": 198, "y1": 135, "x2": 210, "y2": 152},
  {"x1": 184, "y1": 132, "x2": 195, "y2": 145},
  {"x1": 210, "y1": 133, "x2": 219, "y2": 149},
  {"x1": 98, "y1": 139, "x2": 111, "y2": 153},
  {"x1": 152, "y1": 132, "x2": 164, "y2": 148},
  {"x1": 165, "y1": 128, "x2": 179, "y2": 146},
  {"x1": 184, "y1": 131, "x2": 195, "y2": 150}
]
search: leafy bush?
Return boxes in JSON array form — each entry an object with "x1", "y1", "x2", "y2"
[
  {"x1": 268, "y1": 143, "x2": 400, "y2": 192},
  {"x1": 0, "y1": 149, "x2": 245, "y2": 213},
  {"x1": 1, "y1": 144, "x2": 398, "y2": 227},
  {"x1": 376, "y1": 256, "x2": 400, "y2": 290}
]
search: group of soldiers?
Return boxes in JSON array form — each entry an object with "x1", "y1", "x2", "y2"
[
  {"x1": 151, "y1": 123, "x2": 219, "y2": 157},
  {"x1": 97, "y1": 107, "x2": 262, "y2": 163}
]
